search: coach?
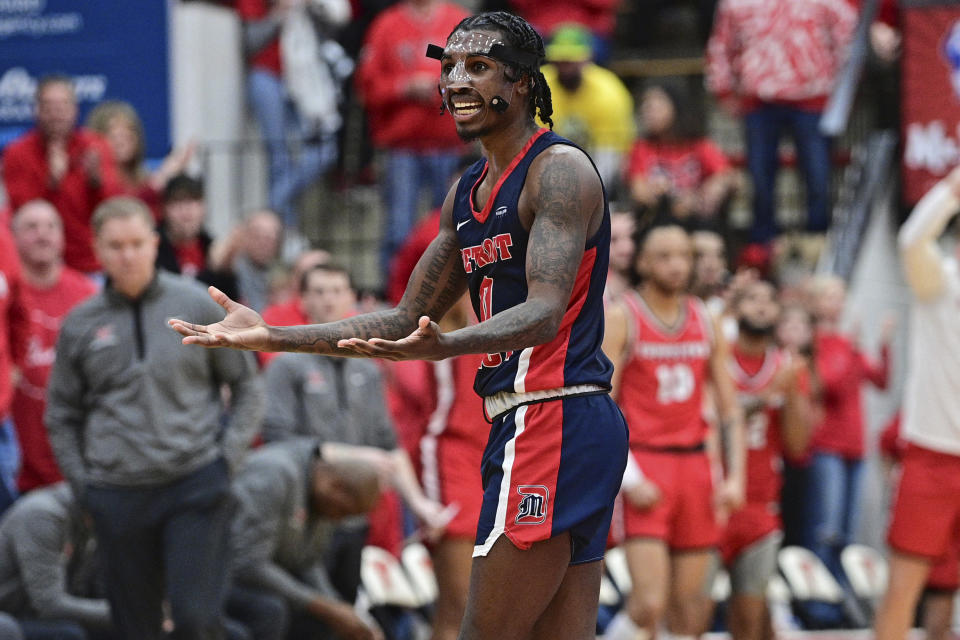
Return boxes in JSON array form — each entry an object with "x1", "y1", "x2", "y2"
[{"x1": 46, "y1": 197, "x2": 264, "y2": 640}]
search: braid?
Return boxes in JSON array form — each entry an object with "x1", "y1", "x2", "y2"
[{"x1": 448, "y1": 11, "x2": 554, "y2": 129}]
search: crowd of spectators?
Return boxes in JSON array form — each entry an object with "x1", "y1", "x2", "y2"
[{"x1": 0, "y1": 0, "x2": 935, "y2": 638}]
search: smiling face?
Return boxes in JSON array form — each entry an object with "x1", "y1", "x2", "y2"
[{"x1": 439, "y1": 28, "x2": 526, "y2": 141}]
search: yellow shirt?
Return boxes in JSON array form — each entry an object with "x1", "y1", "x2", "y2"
[{"x1": 540, "y1": 63, "x2": 636, "y2": 153}]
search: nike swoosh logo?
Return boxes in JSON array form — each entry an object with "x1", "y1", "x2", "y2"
[{"x1": 456, "y1": 219, "x2": 471, "y2": 231}]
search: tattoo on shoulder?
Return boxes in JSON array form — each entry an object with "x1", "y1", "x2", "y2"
[{"x1": 528, "y1": 157, "x2": 588, "y2": 289}]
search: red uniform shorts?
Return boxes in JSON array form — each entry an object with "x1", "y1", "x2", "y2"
[
  {"x1": 616, "y1": 447, "x2": 720, "y2": 551},
  {"x1": 888, "y1": 444, "x2": 960, "y2": 562},
  {"x1": 421, "y1": 435, "x2": 485, "y2": 540},
  {"x1": 720, "y1": 501, "x2": 781, "y2": 565}
]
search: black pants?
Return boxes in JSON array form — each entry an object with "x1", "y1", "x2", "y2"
[{"x1": 85, "y1": 459, "x2": 234, "y2": 640}]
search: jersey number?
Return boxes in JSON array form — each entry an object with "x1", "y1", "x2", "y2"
[
  {"x1": 478, "y1": 277, "x2": 512, "y2": 368},
  {"x1": 746, "y1": 411, "x2": 769, "y2": 450},
  {"x1": 655, "y1": 363, "x2": 695, "y2": 404}
]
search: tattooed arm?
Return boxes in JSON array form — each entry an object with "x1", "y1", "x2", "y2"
[
  {"x1": 339, "y1": 145, "x2": 605, "y2": 361},
  {"x1": 169, "y1": 184, "x2": 468, "y2": 355}
]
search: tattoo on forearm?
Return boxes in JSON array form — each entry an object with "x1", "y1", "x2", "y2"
[
  {"x1": 272, "y1": 310, "x2": 413, "y2": 355},
  {"x1": 402, "y1": 231, "x2": 467, "y2": 319}
]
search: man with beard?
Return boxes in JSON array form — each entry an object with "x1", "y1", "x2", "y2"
[
  {"x1": 602, "y1": 222, "x2": 746, "y2": 640},
  {"x1": 170, "y1": 11, "x2": 628, "y2": 640},
  {"x1": 721, "y1": 279, "x2": 811, "y2": 640}
]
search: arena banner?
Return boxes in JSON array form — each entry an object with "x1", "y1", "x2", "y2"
[
  {"x1": 902, "y1": 0, "x2": 960, "y2": 203},
  {"x1": 0, "y1": 0, "x2": 170, "y2": 159}
]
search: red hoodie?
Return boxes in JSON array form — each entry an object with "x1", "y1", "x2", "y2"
[
  {"x1": 811, "y1": 331, "x2": 890, "y2": 459},
  {"x1": 0, "y1": 227, "x2": 24, "y2": 420},
  {"x1": 355, "y1": 1, "x2": 467, "y2": 151},
  {"x1": 3, "y1": 128, "x2": 123, "y2": 273}
]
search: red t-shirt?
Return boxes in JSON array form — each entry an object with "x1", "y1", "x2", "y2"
[
  {"x1": 387, "y1": 208, "x2": 441, "y2": 305},
  {"x1": 355, "y1": 1, "x2": 467, "y2": 150},
  {"x1": 2, "y1": 128, "x2": 123, "y2": 273},
  {"x1": 508, "y1": 0, "x2": 619, "y2": 38},
  {"x1": 236, "y1": 0, "x2": 282, "y2": 75},
  {"x1": 617, "y1": 292, "x2": 714, "y2": 449},
  {"x1": 812, "y1": 331, "x2": 889, "y2": 459},
  {"x1": 11, "y1": 268, "x2": 96, "y2": 491},
  {"x1": 626, "y1": 138, "x2": 730, "y2": 193},
  {"x1": 256, "y1": 298, "x2": 309, "y2": 368},
  {"x1": 173, "y1": 239, "x2": 207, "y2": 279}
]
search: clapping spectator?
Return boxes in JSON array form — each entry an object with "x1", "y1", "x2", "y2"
[
  {"x1": 85, "y1": 100, "x2": 195, "y2": 221},
  {"x1": 626, "y1": 82, "x2": 736, "y2": 221},
  {"x1": 155, "y1": 174, "x2": 239, "y2": 299},
  {"x1": 354, "y1": 0, "x2": 468, "y2": 271},
  {"x1": 706, "y1": 0, "x2": 856, "y2": 244},
  {"x1": 2, "y1": 75, "x2": 123, "y2": 274},
  {"x1": 9, "y1": 201, "x2": 96, "y2": 493},
  {"x1": 540, "y1": 24, "x2": 635, "y2": 193},
  {"x1": 806, "y1": 275, "x2": 893, "y2": 614}
]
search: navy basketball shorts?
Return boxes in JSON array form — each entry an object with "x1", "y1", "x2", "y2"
[{"x1": 473, "y1": 392, "x2": 629, "y2": 564}]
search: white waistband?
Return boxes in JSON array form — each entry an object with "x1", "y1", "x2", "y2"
[{"x1": 483, "y1": 384, "x2": 606, "y2": 420}]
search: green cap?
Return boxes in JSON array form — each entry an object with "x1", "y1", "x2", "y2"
[{"x1": 545, "y1": 24, "x2": 593, "y2": 63}]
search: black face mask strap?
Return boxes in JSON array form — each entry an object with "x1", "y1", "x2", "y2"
[{"x1": 425, "y1": 43, "x2": 542, "y2": 72}]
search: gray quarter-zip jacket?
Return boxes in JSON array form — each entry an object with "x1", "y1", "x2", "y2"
[{"x1": 45, "y1": 271, "x2": 263, "y2": 490}]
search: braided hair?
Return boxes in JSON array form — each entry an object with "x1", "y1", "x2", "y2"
[{"x1": 447, "y1": 11, "x2": 554, "y2": 129}]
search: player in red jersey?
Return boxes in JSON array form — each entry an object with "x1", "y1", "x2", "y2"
[
  {"x1": 722, "y1": 279, "x2": 811, "y2": 640},
  {"x1": 603, "y1": 223, "x2": 746, "y2": 640}
]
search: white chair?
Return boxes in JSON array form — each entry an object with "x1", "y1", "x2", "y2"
[
  {"x1": 777, "y1": 546, "x2": 845, "y2": 603},
  {"x1": 604, "y1": 547, "x2": 633, "y2": 595},
  {"x1": 400, "y1": 542, "x2": 439, "y2": 607},
  {"x1": 841, "y1": 544, "x2": 889, "y2": 601},
  {"x1": 711, "y1": 569, "x2": 731, "y2": 603},
  {"x1": 360, "y1": 546, "x2": 421, "y2": 608}
]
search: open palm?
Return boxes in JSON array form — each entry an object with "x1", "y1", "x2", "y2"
[{"x1": 168, "y1": 286, "x2": 271, "y2": 351}]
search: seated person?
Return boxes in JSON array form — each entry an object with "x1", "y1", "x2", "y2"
[
  {"x1": 229, "y1": 439, "x2": 385, "y2": 640},
  {"x1": 626, "y1": 82, "x2": 736, "y2": 221},
  {"x1": 0, "y1": 482, "x2": 113, "y2": 640}
]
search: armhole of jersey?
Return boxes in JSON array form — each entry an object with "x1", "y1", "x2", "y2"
[
  {"x1": 692, "y1": 297, "x2": 715, "y2": 346},
  {"x1": 620, "y1": 292, "x2": 642, "y2": 360}
]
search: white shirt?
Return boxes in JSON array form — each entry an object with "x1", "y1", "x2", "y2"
[{"x1": 903, "y1": 256, "x2": 960, "y2": 454}]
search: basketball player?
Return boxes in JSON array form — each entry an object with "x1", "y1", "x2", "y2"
[
  {"x1": 170, "y1": 11, "x2": 628, "y2": 640},
  {"x1": 873, "y1": 165, "x2": 960, "y2": 640},
  {"x1": 602, "y1": 223, "x2": 746, "y2": 640},
  {"x1": 722, "y1": 279, "x2": 811, "y2": 640}
]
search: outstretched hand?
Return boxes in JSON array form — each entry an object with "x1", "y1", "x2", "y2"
[
  {"x1": 168, "y1": 286, "x2": 271, "y2": 351},
  {"x1": 338, "y1": 316, "x2": 451, "y2": 361}
]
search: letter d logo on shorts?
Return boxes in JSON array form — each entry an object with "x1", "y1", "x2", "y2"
[{"x1": 515, "y1": 485, "x2": 548, "y2": 525}]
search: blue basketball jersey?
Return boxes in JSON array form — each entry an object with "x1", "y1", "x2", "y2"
[{"x1": 453, "y1": 128, "x2": 613, "y2": 397}]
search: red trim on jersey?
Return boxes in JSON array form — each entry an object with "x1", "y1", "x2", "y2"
[
  {"x1": 519, "y1": 246, "x2": 598, "y2": 391},
  {"x1": 729, "y1": 347, "x2": 780, "y2": 393},
  {"x1": 504, "y1": 401, "x2": 563, "y2": 548},
  {"x1": 470, "y1": 128, "x2": 549, "y2": 224}
]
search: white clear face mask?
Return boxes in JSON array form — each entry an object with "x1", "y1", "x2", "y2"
[{"x1": 440, "y1": 32, "x2": 504, "y2": 84}]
